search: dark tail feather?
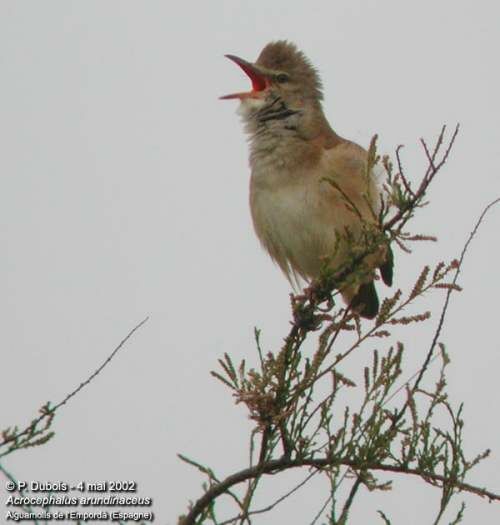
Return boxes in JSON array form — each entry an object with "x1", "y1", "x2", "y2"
[
  {"x1": 379, "y1": 246, "x2": 394, "y2": 287},
  {"x1": 351, "y1": 281, "x2": 379, "y2": 319}
]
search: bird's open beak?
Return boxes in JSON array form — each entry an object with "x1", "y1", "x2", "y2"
[{"x1": 220, "y1": 55, "x2": 269, "y2": 100}]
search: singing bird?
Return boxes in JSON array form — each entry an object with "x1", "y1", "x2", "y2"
[{"x1": 221, "y1": 41, "x2": 392, "y2": 318}]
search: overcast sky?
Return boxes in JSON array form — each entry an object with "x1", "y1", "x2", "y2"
[{"x1": 1, "y1": 1, "x2": 500, "y2": 523}]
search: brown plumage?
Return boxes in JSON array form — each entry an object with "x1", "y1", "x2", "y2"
[{"x1": 222, "y1": 41, "x2": 393, "y2": 319}]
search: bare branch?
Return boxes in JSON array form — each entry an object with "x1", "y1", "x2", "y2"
[
  {"x1": 180, "y1": 455, "x2": 500, "y2": 524},
  {"x1": 0, "y1": 317, "x2": 149, "y2": 451}
]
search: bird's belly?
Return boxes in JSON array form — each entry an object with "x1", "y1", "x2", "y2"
[{"x1": 250, "y1": 177, "x2": 341, "y2": 281}]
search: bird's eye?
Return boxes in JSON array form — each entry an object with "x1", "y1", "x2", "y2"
[{"x1": 276, "y1": 73, "x2": 290, "y2": 84}]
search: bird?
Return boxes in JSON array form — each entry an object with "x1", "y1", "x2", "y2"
[{"x1": 221, "y1": 41, "x2": 392, "y2": 319}]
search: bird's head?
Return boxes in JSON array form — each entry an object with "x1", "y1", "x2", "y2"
[{"x1": 221, "y1": 41, "x2": 324, "y2": 127}]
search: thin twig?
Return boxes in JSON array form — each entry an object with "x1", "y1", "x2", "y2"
[
  {"x1": 384, "y1": 124, "x2": 459, "y2": 232},
  {"x1": 219, "y1": 470, "x2": 319, "y2": 525},
  {"x1": 51, "y1": 316, "x2": 150, "y2": 413},
  {"x1": 392, "y1": 197, "x2": 500, "y2": 417},
  {"x1": 395, "y1": 144, "x2": 415, "y2": 198},
  {"x1": 0, "y1": 317, "x2": 150, "y2": 450},
  {"x1": 310, "y1": 492, "x2": 333, "y2": 525}
]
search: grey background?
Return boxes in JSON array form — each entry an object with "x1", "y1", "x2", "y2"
[{"x1": 1, "y1": 1, "x2": 499, "y2": 523}]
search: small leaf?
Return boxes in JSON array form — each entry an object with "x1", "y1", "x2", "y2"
[
  {"x1": 210, "y1": 371, "x2": 236, "y2": 390},
  {"x1": 410, "y1": 266, "x2": 430, "y2": 299}
]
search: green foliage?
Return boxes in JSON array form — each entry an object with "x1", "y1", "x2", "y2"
[
  {"x1": 180, "y1": 127, "x2": 500, "y2": 525},
  {"x1": 0, "y1": 402, "x2": 55, "y2": 459}
]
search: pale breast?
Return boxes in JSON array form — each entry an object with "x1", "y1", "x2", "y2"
[
  {"x1": 249, "y1": 142, "x2": 378, "y2": 284},
  {"x1": 250, "y1": 164, "x2": 345, "y2": 283}
]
